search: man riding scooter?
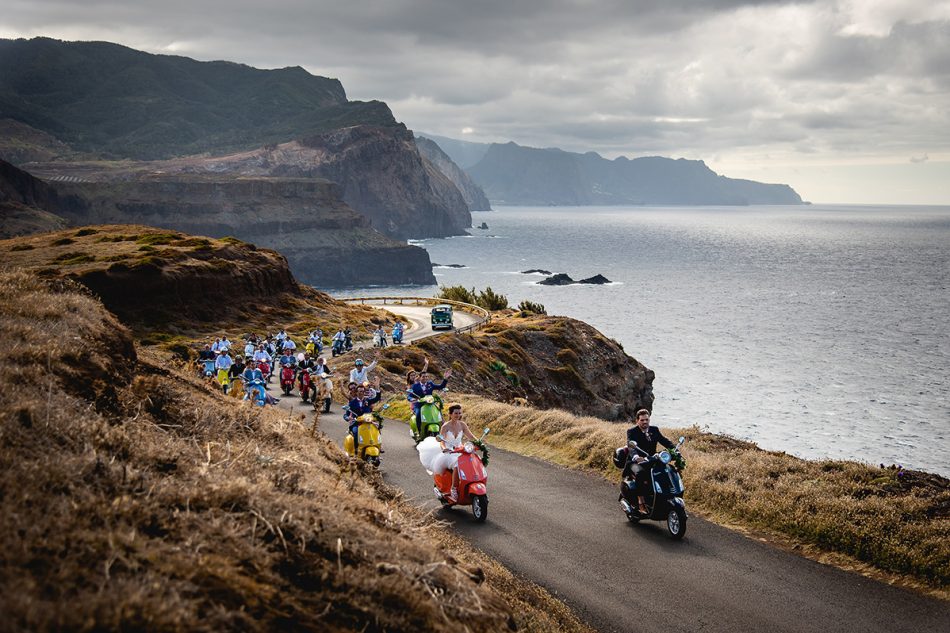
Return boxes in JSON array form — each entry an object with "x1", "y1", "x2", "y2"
[{"x1": 626, "y1": 408, "x2": 675, "y2": 513}]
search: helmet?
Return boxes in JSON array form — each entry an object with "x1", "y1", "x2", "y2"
[{"x1": 612, "y1": 447, "x2": 627, "y2": 469}]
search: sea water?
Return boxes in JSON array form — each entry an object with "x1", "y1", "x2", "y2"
[{"x1": 335, "y1": 205, "x2": 950, "y2": 476}]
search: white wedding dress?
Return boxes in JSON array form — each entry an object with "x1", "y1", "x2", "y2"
[{"x1": 417, "y1": 430, "x2": 462, "y2": 475}]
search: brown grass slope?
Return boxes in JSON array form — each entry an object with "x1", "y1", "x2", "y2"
[
  {"x1": 0, "y1": 225, "x2": 382, "y2": 337},
  {"x1": 375, "y1": 313, "x2": 654, "y2": 421},
  {"x1": 433, "y1": 395, "x2": 950, "y2": 591},
  {"x1": 0, "y1": 270, "x2": 593, "y2": 632}
]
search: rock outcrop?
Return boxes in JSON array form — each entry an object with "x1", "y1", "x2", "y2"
[
  {"x1": 415, "y1": 136, "x2": 491, "y2": 211},
  {"x1": 379, "y1": 314, "x2": 654, "y2": 420}
]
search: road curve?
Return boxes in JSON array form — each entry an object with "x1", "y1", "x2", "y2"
[
  {"x1": 315, "y1": 417, "x2": 949, "y2": 633},
  {"x1": 267, "y1": 305, "x2": 948, "y2": 633}
]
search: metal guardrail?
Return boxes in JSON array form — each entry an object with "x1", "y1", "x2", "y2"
[{"x1": 342, "y1": 296, "x2": 491, "y2": 336}]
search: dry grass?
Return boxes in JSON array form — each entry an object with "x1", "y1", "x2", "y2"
[
  {"x1": 436, "y1": 395, "x2": 950, "y2": 591},
  {"x1": 0, "y1": 270, "x2": 591, "y2": 632}
]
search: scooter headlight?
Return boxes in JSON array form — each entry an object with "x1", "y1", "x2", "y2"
[
  {"x1": 659, "y1": 451, "x2": 672, "y2": 464},
  {"x1": 464, "y1": 442, "x2": 475, "y2": 454}
]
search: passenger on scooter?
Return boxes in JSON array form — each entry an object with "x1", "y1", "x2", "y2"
[
  {"x1": 418, "y1": 403, "x2": 477, "y2": 502},
  {"x1": 229, "y1": 355, "x2": 247, "y2": 382},
  {"x1": 349, "y1": 357, "x2": 378, "y2": 384},
  {"x1": 243, "y1": 340, "x2": 255, "y2": 359},
  {"x1": 626, "y1": 409, "x2": 675, "y2": 513}
]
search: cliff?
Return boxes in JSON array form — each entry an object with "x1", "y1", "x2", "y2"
[
  {"x1": 0, "y1": 38, "x2": 473, "y2": 240},
  {"x1": 376, "y1": 313, "x2": 654, "y2": 421},
  {"x1": 463, "y1": 140, "x2": 804, "y2": 206},
  {"x1": 0, "y1": 159, "x2": 69, "y2": 237},
  {"x1": 162, "y1": 126, "x2": 473, "y2": 239},
  {"x1": 5, "y1": 162, "x2": 437, "y2": 287},
  {"x1": 415, "y1": 136, "x2": 492, "y2": 211}
]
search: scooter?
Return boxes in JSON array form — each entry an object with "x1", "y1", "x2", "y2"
[
  {"x1": 411, "y1": 394, "x2": 443, "y2": 443},
  {"x1": 280, "y1": 365, "x2": 296, "y2": 396},
  {"x1": 216, "y1": 368, "x2": 232, "y2": 394},
  {"x1": 344, "y1": 412, "x2": 384, "y2": 467},
  {"x1": 433, "y1": 428, "x2": 491, "y2": 522},
  {"x1": 257, "y1": 360, "x2": 271, "y2": 383},
  {"x1": 392, "y1": 326, "x2": 404, "y2": 344},
  {"x1": 244, "y1": 379, "x2": 268, "y2": 407},
  {"x1": 200, "y1": 359, "x2": 216, "y2": 379},
  {"x1": 332, "y1": 338, "x2": 345, "y2": 357},
  {"x1": 298, "y1": 368, "x2": 316, "y2": 403},
  {"x1": 617, "y1": 436, "x2": 688, "y2": 539}
]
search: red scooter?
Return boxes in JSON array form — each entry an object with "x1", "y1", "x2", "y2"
[
  {"x1": 433, "y1": 428, "x2": 491, "y2": 522},
  {"x1": 280, "y1": 365, "x2": 296, "y2": 396},
  {"x1": 298, "y1": 368, "x2": 316, "y2": 403}
]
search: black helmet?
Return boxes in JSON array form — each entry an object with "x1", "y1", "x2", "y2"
[{"x1": 612, "y1": 447, "x2": 627, "y2": 469}]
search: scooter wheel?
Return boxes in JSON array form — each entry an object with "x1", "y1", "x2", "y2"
[
  {"x1": 667, "y1": 507, "x2": 687, "y2": 539},
  {"x1": 472, "y1": 495, "x2": 488, "y2": 522}
]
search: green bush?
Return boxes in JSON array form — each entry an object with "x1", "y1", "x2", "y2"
[
  {"x1": 436, "y1": 285, "x2": 477, "y2": 304},
  {"x1": 476, "y1": 287, "x2": 508, "y2": 311},
  {"x1": 517, "y1": 300, "x2": 546, "y2": 315}
]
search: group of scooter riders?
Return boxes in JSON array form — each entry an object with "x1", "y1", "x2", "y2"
[{"x1": 196, "y1": 323, "x2": 688, "y2": 533}]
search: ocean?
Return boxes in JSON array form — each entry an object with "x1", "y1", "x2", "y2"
[{"x1": 335, "y1": 205, "x2": 950, "y2": 477}]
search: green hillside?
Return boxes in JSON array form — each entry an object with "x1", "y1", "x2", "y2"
[{"x1": 0, "y1": 37, "x2": 397, "y2": 159}]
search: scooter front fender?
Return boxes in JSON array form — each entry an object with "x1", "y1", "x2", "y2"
[
  {"x1": 469, "y1": 483, "x2": 487, "y2": 496},
  {"x1": 363, "y1": 446, "x2": 380, "y2": 457}
]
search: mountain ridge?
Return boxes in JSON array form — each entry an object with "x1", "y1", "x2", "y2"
[{"x1": 427, "y1": 136, "x2": 804, "y2": 206}]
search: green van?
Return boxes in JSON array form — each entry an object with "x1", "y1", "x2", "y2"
[{"x1": 430, "y1": 304, "x2": 454, "y2": 330}]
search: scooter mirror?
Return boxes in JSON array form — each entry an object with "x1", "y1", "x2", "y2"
[
  {"x1": 678, "y1": 436, "x2": 686, "y2": 445},
  {"x1": 628, "y1": 440, "x2": 638, "y2": 448}
]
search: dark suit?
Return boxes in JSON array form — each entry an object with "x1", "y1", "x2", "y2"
[{"x1": 626, "y1": 425, "x2": 674, "y2": 457}]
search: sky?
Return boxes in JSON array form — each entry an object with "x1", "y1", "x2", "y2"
[{"x1": 3, "y1": 0, "x2": 950, "y2": 204}]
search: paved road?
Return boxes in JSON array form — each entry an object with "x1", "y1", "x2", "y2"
[
  {"x1": 380, "y1": 304, "x2": 481, "y2": 343},
  {"x1": 313, "y1": 417, "x2": 949, "y2": 633},
  {"x1": 265, "y1": 308, "x2": 949, "y2": 633}
]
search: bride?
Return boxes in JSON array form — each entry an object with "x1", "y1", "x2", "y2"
[{"x1": 417, "y1": 403, "x2": 478, "y2": 500}]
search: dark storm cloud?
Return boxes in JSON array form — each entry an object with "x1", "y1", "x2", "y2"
[{"x1": 3, "y1": 0, "x2": 950, "y2": 201}]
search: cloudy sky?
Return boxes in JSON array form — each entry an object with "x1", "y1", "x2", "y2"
[{"x1": 4, "y1": 0, "x2": 950, "y2": 204}]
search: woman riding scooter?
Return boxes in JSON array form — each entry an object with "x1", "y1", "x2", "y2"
[{"x1": 417, "y1": 403, "x2": 478, "y2": 502}]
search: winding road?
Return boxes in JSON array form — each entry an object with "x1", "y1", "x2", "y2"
[{"x1": 268, "y1": 305, "x2": 949, "y2": 633}]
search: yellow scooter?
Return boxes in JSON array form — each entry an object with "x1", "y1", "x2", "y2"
[{"x1": 344, "y1": 412, "x2": 384, "y2": 467}]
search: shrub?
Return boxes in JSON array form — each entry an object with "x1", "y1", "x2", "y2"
[
  {"x1": 476, "y1": 287, "x2": 508, "y2": 311},
  {"x1": 556, "y1": 348, "x2": 579, "y2": 366},
  {"x1": 52, "y1": 252, "x2": 94, "y2": 265},
  {"x1": 488, "y1": 359, "x2": 520, "y2": 386},
  {"x1": 50, "y1": 237, "x2": 74, "y2": 246},
  {"x1": 73, "y1": 228, "x2": 99, "y2": 237},
  {"x1": 436, "y1": 285, "x2": 476, "y2": 304},
  {"x1": 136, "y1": 233, "x2": 178, "y2": 246},
  {"x1": 10, "y1": 244, "x2": 33, "y2": 252},
  {"x1": 518, "y1": 300, "x2": 547, "y2": 315}
]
